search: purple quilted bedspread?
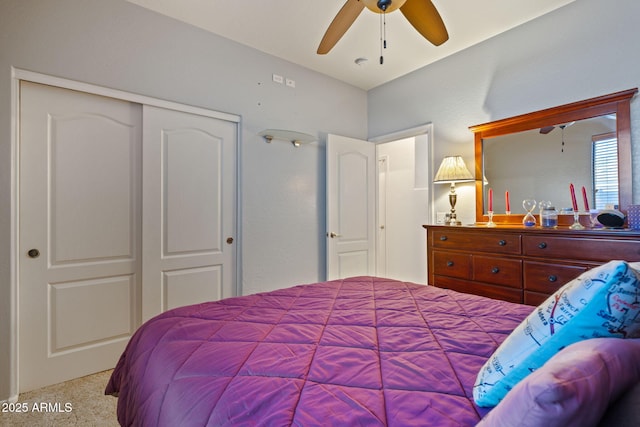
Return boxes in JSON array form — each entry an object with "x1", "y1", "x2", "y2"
[{"x1": 106, "y1": 277, "x2": 533, "y2": 426}]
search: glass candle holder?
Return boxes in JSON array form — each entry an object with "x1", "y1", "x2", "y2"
[
  {"x1": 487, "y1": 211, "x2": 497, "y2": 227},
  {"x1": 569, "y1": 209, "x2": 585, "y2": 230}
]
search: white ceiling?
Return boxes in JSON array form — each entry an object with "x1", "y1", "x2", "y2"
[{"x1": 126, "y1": 0, "x2": 575, "y2": 90}]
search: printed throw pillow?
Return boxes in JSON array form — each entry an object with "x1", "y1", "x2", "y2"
[
  {"x1": 476, "y1": 338, "x2": 640, "y2": 427},
  {"x1": 473, "y1": 260, "x2": 640, "y2": 407}
]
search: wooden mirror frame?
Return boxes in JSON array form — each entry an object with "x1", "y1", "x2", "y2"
[{"x1": 471, "y1": 88, "x2": 638, "y2": 225}]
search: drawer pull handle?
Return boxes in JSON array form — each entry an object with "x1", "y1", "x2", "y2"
[
  {"x1": 440, "y1": 236, "x2": 448, "y2": 241},
  {"x1": 538, "y1": 242, "x2": 548, "y2": 249},
  {"x1": 446, "y1": 261, "x2": 454, "y2": 267},
  {"x1": 548, "y1": 275, "x2": 558, "y2": 282},
  {"x1": 491, "y1": 267, "x2": 500, "y2": 274},
  {"x1": 498, "y1": 240, "x2": 507, "y2": 246}
]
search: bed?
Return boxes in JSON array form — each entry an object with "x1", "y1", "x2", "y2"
[{"x1": 106, "y1": 271, "x2": 640, "y2": 426}]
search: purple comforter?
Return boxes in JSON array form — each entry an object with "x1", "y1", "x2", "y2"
[{"x1": 106, "y1": 277, "x2": 532, "y2": 426}]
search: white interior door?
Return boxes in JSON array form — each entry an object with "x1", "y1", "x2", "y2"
[
  {"x1": 142, "y1": 106, "x2": 237, "y2": 321},
  {"x1": 326, "y1": 134, "x2": 376, "y2": 280},
  {"x1": 19, "y1": 81, "x2": 142, "y2": 392}
]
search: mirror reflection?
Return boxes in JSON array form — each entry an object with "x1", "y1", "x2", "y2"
[{"x1": 482, "y1": 114, "x2": 617, "y2": 214}]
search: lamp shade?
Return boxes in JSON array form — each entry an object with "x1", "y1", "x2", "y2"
[{"x1": 434, "y1": 156, "x2": 474, "y2": 183}]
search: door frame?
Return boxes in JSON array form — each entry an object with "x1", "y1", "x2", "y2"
[
  {"x1": 369, "y1": 122, "x2": 435, "y2": 218},
  {"x1": 324, "y1": 125, "x2": 434, "y2": 283},
  {"x1": 369, "y1": 123, "x2": 435, "y2": 280},
  {"x1": 7, "y1": 68, "x2": 242, "y2": 401}
]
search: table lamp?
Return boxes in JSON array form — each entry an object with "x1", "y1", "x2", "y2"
[{"x1": 434, "y1": 156, "x2": 474, "y2": 225}]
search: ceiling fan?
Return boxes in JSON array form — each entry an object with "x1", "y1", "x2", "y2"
[
  {"x1": 539, "y1": 122, "x2": 575, "y2": 135},
  {"x1": 317, "y1": 0, "x2": 449, "y2": 59},
  {"x1": 540, "y1": 122, "x2": 575, "y2": 153}
]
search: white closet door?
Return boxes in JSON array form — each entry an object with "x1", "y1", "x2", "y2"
[
  {"x1": 142, "y1": 105, "x2": 237, "y2": 321},
  {"x1": 19, "y1": 81, "x2": 142, "y2": 392}
]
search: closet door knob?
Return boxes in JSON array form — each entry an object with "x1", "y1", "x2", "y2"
[
  {"x1": 226, "y1": 237, "x2": 234, "y2": 244},
  {"x1": 28, "y1": 248, "x2": 40, "y2": 258}
]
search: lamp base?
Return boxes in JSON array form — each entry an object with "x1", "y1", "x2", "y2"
[
  {"x1": 447, "y1": 216, "x2": 462, "y2": 226},
  {"x1": 447, "y1": 187, "x2": 460, "y2": 225}
]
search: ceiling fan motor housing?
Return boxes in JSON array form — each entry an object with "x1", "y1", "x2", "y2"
[
  {"x1": 377, "y1": 0, "x2": 393, "y2": 11},
  {"x1": 362, "y1": 0, "x2": 406, "y2": 13}
]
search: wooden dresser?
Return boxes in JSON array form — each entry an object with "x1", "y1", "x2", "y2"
[{"x1": 424, "y1": 224, "x2": 640, "y2": 305}]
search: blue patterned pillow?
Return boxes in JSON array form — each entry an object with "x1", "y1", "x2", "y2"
[{"x1": 473, "y1": 260, "x2": 640, "y2": 407}]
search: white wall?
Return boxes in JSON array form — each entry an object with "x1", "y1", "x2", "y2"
[
  {"x1": 0, "y1": 0, "x2": 367, "y2": 401},
  {"x1": 368, "y1": 0, "x2": 640, "y2": 224}
]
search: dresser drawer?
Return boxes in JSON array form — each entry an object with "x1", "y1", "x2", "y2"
[
  {"x1": 524, "y1": 291, "x2": 549, "y2": 306},
  {"x1": 432, "y1": 251, "x2": 471, "y2": 279},
  {"x1": 435, "y1": 276, "x2": 523, "y2": 303},
  {"x1": 431, "y1": 230, "x2": 521, "y2": 254},
  {"x1": 473, "y1": 256, "x2": 522, "y2": 288},
  {"x1": 523, "y1": 236, "x2": 640, "y2": 262},
  {"x1": 524, "y1": 261, "x2": 588, "y2": 294}
]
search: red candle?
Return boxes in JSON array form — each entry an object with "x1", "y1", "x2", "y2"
[
  {"x1": 581, "y1": 186, "x2": 589, "y2": 211},
  {"x1": 488, "y1": 188, "x2": 493, "y2": 212},
  {"x1": 505, "y1": 190, "x2": 510, "y2": 212},
  {"x1": 569, "y1": 183, "x2": 578, "y2": 211}
]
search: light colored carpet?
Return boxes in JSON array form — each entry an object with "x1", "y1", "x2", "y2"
[{"x1": 0, "y1": 370, "x2": 118, "y2": 427}]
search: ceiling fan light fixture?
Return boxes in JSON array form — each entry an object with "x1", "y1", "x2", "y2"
[{"x1": 362, "y1": 0, "x2": 407, "y2": 13}]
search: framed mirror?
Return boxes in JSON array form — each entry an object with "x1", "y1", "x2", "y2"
[{"x1": 471, "y1": 88, "x2": 637, "y2": 225}]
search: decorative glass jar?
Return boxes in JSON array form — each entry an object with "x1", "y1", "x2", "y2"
[{"x1": 540, "y1": 206, "x2": 558, "y2": 228}]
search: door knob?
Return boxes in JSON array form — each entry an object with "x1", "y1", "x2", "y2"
[
  {"x1": 27, "y1": 249, "x2": 40, "y2": 258},
  {"x1": 226, "y1": 237, "x2": 234, "y2": 244},
  {"x1": 328, "y1": 232, "x2": 341, "y2": 238}
]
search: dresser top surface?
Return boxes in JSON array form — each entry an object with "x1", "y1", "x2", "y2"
[{"x1": 423, "y1": 224, "x2": 640, "y2": 238}]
